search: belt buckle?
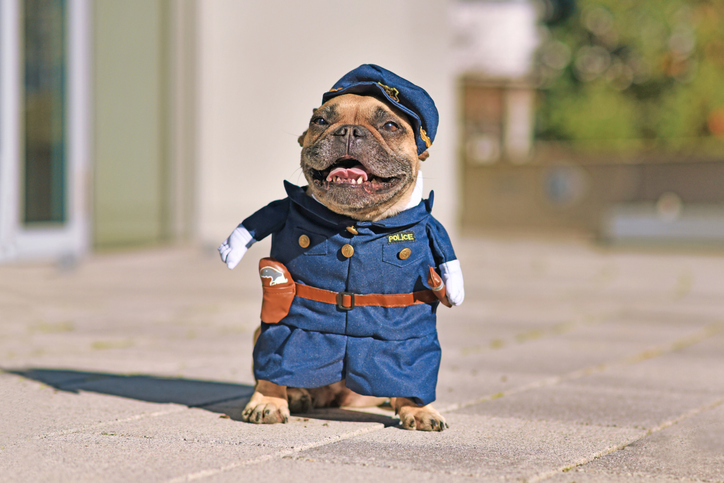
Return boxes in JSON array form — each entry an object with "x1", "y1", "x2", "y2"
[{"x1": 336, "y1": 291, "x2": 355, "y2": 311}]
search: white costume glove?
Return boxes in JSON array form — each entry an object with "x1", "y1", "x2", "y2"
[
  {"x1": 218, "y1": 225, "x2": 253, "y2": 269},
  {"x1": 440, "y1": 259, "x2": 465, "y2": 306}
]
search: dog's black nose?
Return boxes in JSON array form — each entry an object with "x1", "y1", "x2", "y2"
[{"x1": 334, "y1": 125, "x2": 368, "y2": 138}]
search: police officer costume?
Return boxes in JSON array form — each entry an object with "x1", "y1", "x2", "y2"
[{"x1": 222, "y1": 65, "x2": 461, "y2": 406}]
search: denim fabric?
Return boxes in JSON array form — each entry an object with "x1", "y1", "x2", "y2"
[{"x1": 246, "y1": 182, "x2": 457, "y2": 405}]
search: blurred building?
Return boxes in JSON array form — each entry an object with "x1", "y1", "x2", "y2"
[
  {"x1": 4, "y1": 0, "x2": 722, "y2": 265},
  {"x1": 453, "y1": 0, "x2": 724, "y2": 244},
  {"x1": 0, "y1": 0, "x2": 457, "y2": 263}
]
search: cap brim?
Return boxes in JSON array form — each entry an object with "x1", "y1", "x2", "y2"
[{"x1": 322, "y1": 83, "x2": 427, "y2": 155}]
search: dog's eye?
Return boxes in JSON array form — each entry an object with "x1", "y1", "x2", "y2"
[
  {"x1": 311, "y1": 117, "x2": 328, "y2": 126},
  {"x1": 383, "y1": 121, "x2": 399, "y2": 132}
]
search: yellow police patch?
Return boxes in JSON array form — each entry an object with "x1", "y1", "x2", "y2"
[{"x1": 387, "y1": 231, "x2": 416, "y2": 244}]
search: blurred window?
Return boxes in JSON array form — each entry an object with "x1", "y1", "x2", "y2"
[{"x1": 23, "y1": 0, "x2": 66, "y2": 224}]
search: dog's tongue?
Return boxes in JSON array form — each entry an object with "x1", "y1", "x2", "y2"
[{"x1": 327, "y1": 164, "x2": 369, "y2": 182}]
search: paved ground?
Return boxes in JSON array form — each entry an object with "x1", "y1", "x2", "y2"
[{"x1": 1, "y1": 236, "x2": 723, "y2": 482}]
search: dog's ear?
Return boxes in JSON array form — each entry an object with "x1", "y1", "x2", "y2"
[
  {"x1": 298, "y1": 130, "x2": 307, "y2": 147},
  {"x1": 418, "y1": 150, "x2": 430, "y2": 161}
]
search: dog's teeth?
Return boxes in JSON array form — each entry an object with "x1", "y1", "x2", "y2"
[{"x1": 357, "y1": 177, "x2": 363, "y2": 184}]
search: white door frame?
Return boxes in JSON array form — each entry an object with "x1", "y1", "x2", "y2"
[{"x1": 0, "y1": 0, "x2": 91, "y2": 263}]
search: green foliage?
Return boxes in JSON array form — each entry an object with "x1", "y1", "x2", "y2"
[{"x1": 536, "y1": 0, "x2": 724, "y2": 148}]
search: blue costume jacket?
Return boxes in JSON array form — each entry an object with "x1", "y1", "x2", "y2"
[{"x1": 243, "y1": 181, "x2": 458, "y2": 405}]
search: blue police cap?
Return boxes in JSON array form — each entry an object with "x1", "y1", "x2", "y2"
[{"x1": 321, "y1": 64, "x2": 438, "y2": 156}]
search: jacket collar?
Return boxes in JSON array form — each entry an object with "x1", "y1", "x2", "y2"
[
  {"x1": 284, "y1": 180, "x2": 433, "y2": 230},
  {"x1": 402, "y1": 171, "x2": 424, "y2": 211}
]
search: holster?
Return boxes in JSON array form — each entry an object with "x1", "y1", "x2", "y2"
[
  {"x1": 258, "y1": 257, "x2": 296, "y2": 323},
  {"x1": 428, "y1": 266, "x2": 452, "y2": 308}
]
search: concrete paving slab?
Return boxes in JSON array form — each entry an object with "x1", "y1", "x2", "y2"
[
  {"x1": 6, "y1": 368, "x2": 255, "y2": 408},
  {"x1": 210, "y1": 458, "x2": 483, "y2": 483},
  {"x1": 2, "y1": 424, "x2": 271, "y2": 483},
  {"x1": 1, "y1": 405, "x2": 392, "y2": 483},
  {"x1": 435, "y1": 368, "x2": 545, "y2": 408},
  {"x1": 2, "y1": 239, "x2": 724, "y2": 482},
  {"x1": 437, "y1": 308, "x2": 722, "y2": 407},
  {"x1": 0, "y1": 372, "x2": 186, "y2": 444},
  {"x1": 546, "y1": 403, "x2": 724, "y2": 483},
  {"x1": 284, "y1": 412, "x2": 644, "y2": 482},
  {"x1": 0, "y1": 341, "x2": 257, "y2": 390},
  {"x1": 567, "y1": 331, "x2": 724, "y2": 396},
  {"x1": 545, "y1": 473, "x2": 691, "y2": 483},
  {"x1": 457, "y1": 381, "x2": 716, "y2": 430},
  {"x1": 435, "y1": 324, "x2": 716, "y2": 410}
]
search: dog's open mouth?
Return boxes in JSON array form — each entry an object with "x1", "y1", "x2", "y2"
[{"x1": 311, "y1": 158, "x2": 401, "y2": 192}]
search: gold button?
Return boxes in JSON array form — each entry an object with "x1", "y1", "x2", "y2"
[
  {"x1": 346, "y1": 226, "x2": 359, "y2": 235},
  {"x1": 341, "y1": 244, "x2": 354, "y2": 258},
  {"x1": 398, "y1": 248, "x2": 412, "y2": 260},
  {"x1": 298, "y1": 234, "x2": 310, "y2": 248}
]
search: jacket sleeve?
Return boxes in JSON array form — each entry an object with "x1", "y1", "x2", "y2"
[
  {"x1": 426, "y1": 216, "x2": 458, "y2": 266},
  {"x1": 241, "y1": 197, "x2": 291, "y2": 243},
  {"x1": 427, "y1": 216, "x2": 464, "y2": 306}
]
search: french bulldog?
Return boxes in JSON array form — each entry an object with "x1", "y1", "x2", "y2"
[{"x1": 219, "y1": 65, "x2": 464, "y2": 431}]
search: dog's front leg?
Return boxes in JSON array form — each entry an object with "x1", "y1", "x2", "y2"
[
  {"x1": 242, "y1": 380, "x2": 290, "y2": 424},
  {"x1": 392, "y1": 397, "x2": 448, "y2": 431}
]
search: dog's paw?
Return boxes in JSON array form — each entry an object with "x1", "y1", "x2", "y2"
[
  {"x1": 287, "y1": 387, "x2": 313, "y2": 413},
  {"x1": 241, "y1": 391, "x2": 290, "y2": 424},
  {"x1": 394, "y1": 398, "x2": 448, "y2": 432}
]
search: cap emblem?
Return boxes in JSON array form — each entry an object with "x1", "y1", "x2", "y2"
[
  {"x1": 420, "y1": 128, "x2": 432, "y2": 148},
  {"x1": 377, "y1": 82, "x2": 400, "y2": 103}
]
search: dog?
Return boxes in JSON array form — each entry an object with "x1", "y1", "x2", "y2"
[{"x1": 219, "y1": 65, "x2": 464, "y2": 431}]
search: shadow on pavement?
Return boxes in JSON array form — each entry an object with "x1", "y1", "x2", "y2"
[
  {"x1": 6, "y1": 368, "x2": 399, "y2": 426},
  {"x1": 287, "y1": 407, "x2": 399, "y2": 426}
]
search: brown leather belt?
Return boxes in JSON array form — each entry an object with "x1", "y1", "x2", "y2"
[
  {"x1": 295, "y1": 283, "x2": 437, "y2": 311},
  {"x1": 258, "y1": 258, "x2": 448, "y2": 323}
]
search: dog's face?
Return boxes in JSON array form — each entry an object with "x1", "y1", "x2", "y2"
[{"x1": 299, "y1": 94, "x2": 428, "y2": 221}]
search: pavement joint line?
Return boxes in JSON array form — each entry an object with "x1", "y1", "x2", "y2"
[
  {"x1": 525, "y1": 398, "x2": 724, "y2": 483},
  {"x1": 32, "y1": 406, "x2": 188, "y2": 440},
  {"x1": 459, "y1": 310, "x2": 617, "y2": 356},
  {"x1": 163, "y1": 423, "x2": 385, "y2": 483},
  {"x1": 438, "y1": 322, "x2": 724, "y2": 414}
]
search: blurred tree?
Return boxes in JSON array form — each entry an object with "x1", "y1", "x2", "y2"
[
  {"x1": 535, "y1": 0, "x2": 724, "y2": 150},
  {"x1": 539, "y1": 0, "x2": 576, "y2": 25}
]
